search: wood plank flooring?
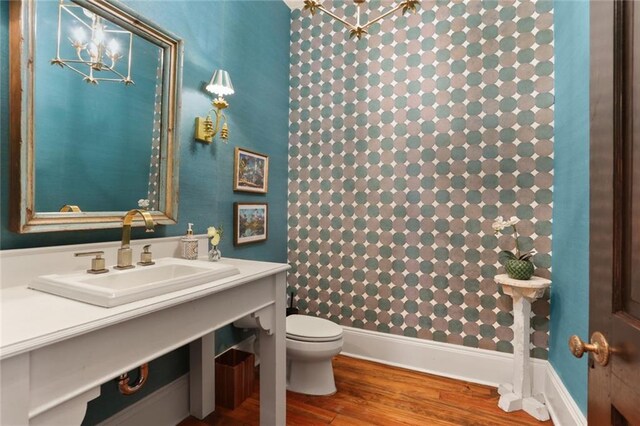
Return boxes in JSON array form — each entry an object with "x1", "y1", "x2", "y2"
[{"x1": 179, "y1": 355, "x2": 553, "y2": 426}]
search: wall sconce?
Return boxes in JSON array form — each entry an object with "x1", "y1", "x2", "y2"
[
  {"x1": 51, "y1": 0, "x2": 134, "y2": 85},
  {"x1": 195, "y1": 70, "x2": 234, "y2": 143}
]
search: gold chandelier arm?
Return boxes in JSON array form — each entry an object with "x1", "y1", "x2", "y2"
[
  {"x1": 302, "y1": 0, "x2": 420, "y2": 38},
  {"x1": 104, "y1": 66, "x2": 130, "y2": 83},
  {"x1": 73, "y1": 44, "x2": 86, "y2": 62},
  {"x1": 316, "y1": 4, "x2": 357, "y2": 30},
  {"x1": 362, "y1": 3, "x2": 404, "y2": 30}
]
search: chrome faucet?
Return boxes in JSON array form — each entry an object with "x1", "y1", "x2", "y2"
[{"x1": 115, "y1": 209, "x2": 155, "y2": 270}]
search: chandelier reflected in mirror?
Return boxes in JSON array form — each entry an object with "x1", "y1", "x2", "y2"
[
  {"x1": 51, "y1": 0, "x2": 134, "y2": 85},
  {"x1": 303, "y1": 0, "x2": 420, "y2": 39}
]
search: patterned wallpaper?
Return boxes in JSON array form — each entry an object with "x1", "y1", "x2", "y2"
[{"x1": 288, "y1": 0, "x2": 554, "y2": 359}]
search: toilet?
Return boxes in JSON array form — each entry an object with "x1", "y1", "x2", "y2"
[
  {"x1": 286, "y1": 314, "x2": 343, "y2": 395},
  {"x1": 233, "y1": 313, "x2": 343, "y2": 396}
]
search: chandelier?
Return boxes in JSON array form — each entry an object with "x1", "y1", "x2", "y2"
[
  {"x1": 303, "y1": 0, "x2": 420, "y2": 39},
  {"x1": 51, "y1": 0, "x2": 134, "y2": 85}
]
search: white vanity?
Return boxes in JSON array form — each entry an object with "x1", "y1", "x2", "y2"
[{"x1": 0, "y1": 236, "x2": 288, "y2": 425}]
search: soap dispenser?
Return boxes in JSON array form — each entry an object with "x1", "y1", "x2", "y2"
[{"x1": 181, "y1": 223, "x2": 199, "y2": 260}]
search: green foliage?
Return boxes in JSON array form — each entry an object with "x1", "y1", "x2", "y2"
[
  {"x1": 518, "y1": 251, "x2": 533, "y2": 261},
  {"x1": 498, "y1": 250, "x2": 517, "y2": 265}
]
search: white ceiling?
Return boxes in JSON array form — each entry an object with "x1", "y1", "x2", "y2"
[{"x1": 283, "y1": 0, "x2": 303, "y2": 10}]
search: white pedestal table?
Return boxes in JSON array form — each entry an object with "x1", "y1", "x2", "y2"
[{"x1": 495, "y1": 274, "x2": 551, "y2": 421}]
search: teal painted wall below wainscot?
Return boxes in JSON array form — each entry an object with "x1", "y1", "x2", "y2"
[
  {"x1": 0, "y1": 0, "x2": 291, "y2": 423},
  {"x1": 550, "y1": 0, "x2": 589, "y2": 414}
]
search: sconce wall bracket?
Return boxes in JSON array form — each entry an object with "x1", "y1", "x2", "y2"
[
  {"x1": 195, "y1": 97, "x2": 229, "y2": 144},
  {"x1": 195, "y1": 117, "x2": 214, "y2": 143}
]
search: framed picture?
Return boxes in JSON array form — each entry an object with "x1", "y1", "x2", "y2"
[
  {"x1": 234, "y1": 147, "x2": 269, "y2": 193},
  {"x1": 233, "y1": 202, "x2": 268, "y2": 246}
]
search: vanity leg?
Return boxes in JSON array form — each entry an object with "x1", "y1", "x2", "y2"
[
  {"x1": 189, "y1": 332, "x2": 215, "y2": 419},
  {"x1": 259, "y1": 274, "x2": 286, "y2": 426},
  {"x1": 1, "y1": 353, "x2": 30, "y2": 425},
  {"x1": 30, "y1": 387, "x2": 100, "y2": 426}
]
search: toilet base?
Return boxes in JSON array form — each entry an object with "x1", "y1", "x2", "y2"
[{"x1": 287, "y1": 357, "x2": 337, "y2": 396}]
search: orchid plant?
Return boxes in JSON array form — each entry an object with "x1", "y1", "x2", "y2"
[{"x1": 492, "y1": 216, "x2": 534, "y2": 265}]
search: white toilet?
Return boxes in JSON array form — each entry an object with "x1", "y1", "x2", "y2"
[
  {"x1": 233, "y1": 313, "x2": 343, "y2": 396},
  {"x1": 286, "y1": 314, "x2": 343, "y2": 395}
]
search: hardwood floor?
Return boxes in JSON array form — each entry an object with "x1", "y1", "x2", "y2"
[{"x1": 179, "y1": 355, "x2": 553, "y2": 426}]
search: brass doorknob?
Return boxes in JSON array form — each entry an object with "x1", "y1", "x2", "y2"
[{"x1": 568, "y1": 331, "x2": 611, "y2": 366}]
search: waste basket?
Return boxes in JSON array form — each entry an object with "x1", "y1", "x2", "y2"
[{"x1": 215, "y1": 349, "x2": 255, "y2": 409}]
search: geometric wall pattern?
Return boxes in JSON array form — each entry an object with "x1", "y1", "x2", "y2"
[{"x1": 288, "y1": 0, "x2": 554, "y2": 359}]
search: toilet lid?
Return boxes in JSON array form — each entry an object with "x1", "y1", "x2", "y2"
[{"x1": 286, "y1": 315, "x2": 343, "y2": 342}]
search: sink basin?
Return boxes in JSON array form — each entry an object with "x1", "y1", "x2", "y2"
[{"x1": 29, "y1": 258, "x2": 240, "y2": 307}]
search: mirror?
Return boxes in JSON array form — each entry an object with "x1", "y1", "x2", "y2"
[{"x1": 9, "y1": 0, "x2": 183, "y2": 233}]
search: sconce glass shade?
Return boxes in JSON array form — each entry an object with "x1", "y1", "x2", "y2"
[{"x1": 206, "y1": 70, "x2": 234, "y2": 96}]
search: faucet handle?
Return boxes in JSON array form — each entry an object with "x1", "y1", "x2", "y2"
[
  {"x1": 138, "y1": 244, "x2": 155, "y2": 266},
  {"x1": 74, "y1": 251, "x2": 108, "y2": 274}
]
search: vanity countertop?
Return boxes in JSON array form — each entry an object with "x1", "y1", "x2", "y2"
[{"x1": 0, "y1": 257, "x2": 289, "y2": 360}]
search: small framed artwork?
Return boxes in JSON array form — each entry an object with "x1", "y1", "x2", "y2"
[
  {"x1": 234, "y1": 147, "x2": 269, "y2": 193},
  {"x1": 233, "y1": 202, "x2": 268, "y2": 246}
]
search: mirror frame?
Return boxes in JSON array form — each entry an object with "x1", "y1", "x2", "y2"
[{"x1": 9, "y1": 0, "x2": 183, "y2": 233}]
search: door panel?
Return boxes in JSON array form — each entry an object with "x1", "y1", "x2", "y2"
[
  {"x1": 611, "y1": 315, "x2": 640, "y2": 423},
  {"x1": 590, "y1": 0, "x2": 640, "y2": 424},
  {"x1": 629, "y1": 0, "x2": 640, "y2": 319},
  {"x1": 589, "y1": 0, "x2": 615, "y2": 423}
]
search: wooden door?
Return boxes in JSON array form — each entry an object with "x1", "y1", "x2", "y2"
[{"x1": 589, "y1": 0, "x2": 640, "y2": 424}]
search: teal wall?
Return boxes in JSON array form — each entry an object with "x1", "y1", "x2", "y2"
[
  {"x1": 550, "y1": 0, "x2": 589, "y2": 414},
  {"x1": 34, "y1": 0, "x2": 159, "y2": 212},
  {"x1": 0, "y1": 0, "x2": 291, "y2": 423}
]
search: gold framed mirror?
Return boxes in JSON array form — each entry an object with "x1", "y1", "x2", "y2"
[{"x1": 9, "y1": 0, "x2": 183, "y2": 233}]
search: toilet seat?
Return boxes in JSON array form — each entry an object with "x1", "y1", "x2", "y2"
[{"x1": 286, "y1": 315, "x2": 343, "y2": 343}]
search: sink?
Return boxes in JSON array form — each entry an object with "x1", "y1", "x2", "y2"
[{"x1": 29, "y1": 258, "x2": 240, "y2": 307}]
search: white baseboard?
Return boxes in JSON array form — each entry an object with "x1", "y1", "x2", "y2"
[
  {"x1": 99, "y1": 336, "x2": 257, "y2": 426},
  {"x1": 99, "y1": 328, "x2": 586, "y2": 426},
  {"x1": 341, "y1": 326, "x2": 547, "y2": 392},
  {"x1": 341, "y1": 326, "x2": 585, "y2": 426},
  {"x1": 97, "y1": 374, "x2": 189, "y2": 426},
  {"x1": 544, "y1": 364, "x2": 587, "y2": 426}
]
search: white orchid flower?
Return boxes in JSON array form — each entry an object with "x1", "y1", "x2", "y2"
[
  {"x1": 208, "y1": 226, "x2": 222, "y2": 246},
  {"x1": 493, "y1": 216, "x2": 519, "y2": 232},
  {"x1": 493, "y1": 215, "x2": 526, "y2": 259},
  {"x1": 492, "y1": 216, "x2": 509, "y2": 231}
]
